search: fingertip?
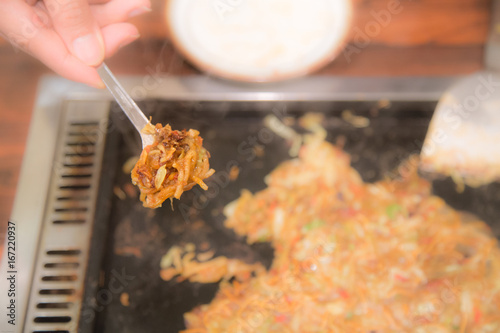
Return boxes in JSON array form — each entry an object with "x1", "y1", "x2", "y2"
[
  {"x1": 101, "y1": 23, "x2": 140, "y2": 57},
  {"x1": 20, "y1": 20, "x2": 105, "y2": 89},
  {"x1": 70, "y1": 68, "x2": 105, "y2": 89},
  {"x1": 128, "y1": 6, "x2": 152, "y2": 18},
  {"x1": 118, "y1": 33, "x2": 140, "y2": 49},
  {"x1": 85, "y1": 67, "x2": 106, "y2": 89},
  {"x1": 90, "y1": 79, "x2": 106, "y2": 89},
  {"x1": 72, "y1": 30, "x2": 105, "y2": 66},
  {"x1": 54, "y1": 58, "x2": 104, "y2": 88}
]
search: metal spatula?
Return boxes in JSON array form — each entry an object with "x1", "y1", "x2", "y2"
[
  {"x1": 97, "y1": 63, "x2": 155, "y2": 148},
  {"x1": 420, "y1": 0, "x2": 500, "y2": 186}
]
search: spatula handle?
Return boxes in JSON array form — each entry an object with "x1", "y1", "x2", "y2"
[
  {"x1": 485, "y1": 0, "x2": 500, "y2": 71},
  {"x1": 97, "y1": 63, "x2": 149, "y2": 133}
]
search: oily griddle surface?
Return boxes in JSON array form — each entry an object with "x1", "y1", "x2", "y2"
[{"x1": 90, "y1": 100, "x2": 500, "y2": 333}]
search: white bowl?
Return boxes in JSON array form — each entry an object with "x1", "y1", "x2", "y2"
[{"x1": 165, "y1": 0, "x2": 352, "y2": 82}]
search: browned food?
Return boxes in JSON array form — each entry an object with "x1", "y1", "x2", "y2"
[
  {"x1": 159, "y1": 244, "x2": 264, "y2": 284},
  {"x1": 131, "y1": 123, "x2": 215, "y2": 208},
  {"x1": 181, "y1": 139, "x2": 500, "y2": 333}
]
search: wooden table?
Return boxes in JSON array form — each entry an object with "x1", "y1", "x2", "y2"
[{"x1": 0, "y1": 0, "x2": 491, "y2": 250}]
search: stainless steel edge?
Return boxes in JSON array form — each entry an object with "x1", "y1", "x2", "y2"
[
  {"x1": 1, "y1": 74, "x2": 460, "y2": 332},
  {"x1": 0, "y1": 77, "x2": 110, "y2": 333},
  {"x1": 67, "y1": 75, "x2": 461, "y2": 102},
  {"x1": 24, "y1": 100, "x2": 110, "y2": 333}
]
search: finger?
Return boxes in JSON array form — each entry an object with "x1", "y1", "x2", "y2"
[
  {"x1": 33, "y1": 0, "x2": 150, "y2": 32},
  {"x1": 1, "y1": 1, "x2": 138, "y2": 87},
  {"x1": 27, "y1": 0, "x2": 111, "y2": 4},
  {"x1": 1, "y1": 0, "x2": 102, "y2": 87},
  {"x1": 91, "y1": 0, "x2": 151, "y2": 27},
  {"x1": 9, "y1": 2, "x2": 102, "y2": 86},
  {"x1": 88, "y1": 0, "x2": 112, "y2": 4},
  {"x1": 32, "y1": 1, "x2": 53, "y2": 29},
  {"x1": 29, "y1": 29, "x2": 103, "y2": 87},
  {"x1": 44, "y1": 0, "x2": 104, "y2": 66},
  {"x1": 45, "y1": 23, "x2": 141, "y2": 85},
  {"x1": 101, "y1": 23, "x2": 140, "y2": 57},
  {"x1": 33, "y1": 23, "x2": 140, "y2": 85}
]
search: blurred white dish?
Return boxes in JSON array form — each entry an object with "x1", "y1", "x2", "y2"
[{"x1": 165, "y1": 0, "x2": 352, "y2": 82}]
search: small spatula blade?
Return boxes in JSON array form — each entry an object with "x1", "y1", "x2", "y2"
[{"x1": 420, "y1": 72, "x2": 500, "y2": 186}]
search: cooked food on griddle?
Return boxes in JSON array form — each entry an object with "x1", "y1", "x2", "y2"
[
  {"x1": 131, "y1": 123, "x2": 215, "y2": 209},
  {"x1": 160, "y1": 243, "x2": 265, "y2": 284},
  {"x1": 177, "y1": 139, "x2": 500, "y2": 333}
]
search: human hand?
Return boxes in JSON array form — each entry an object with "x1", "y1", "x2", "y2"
[{"x1": 0, "y1": 0, "x2": 151, "y2": 87}]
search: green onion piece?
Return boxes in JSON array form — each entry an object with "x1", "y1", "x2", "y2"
[
  {"x1": 302, "y1": 219, "x2": 325, "y2": 232},
  {"x1": 386, "y1": 203, "x2": 402, "y2": 219},
  {"x1": 258, "y1": 235, "x2": 269, "y2": 242}
]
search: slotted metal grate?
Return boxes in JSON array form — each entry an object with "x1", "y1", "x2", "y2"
[{"x1": 24, "y1": 101, "x2": 109, "y2": 333}]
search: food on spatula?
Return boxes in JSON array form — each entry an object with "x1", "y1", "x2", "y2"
[
  {"x1": 180, "y1": 139, "x2": 500, "y2": 333},
  {"x1": 131, "y1": 123, "x2": 215, "y2": 208}
]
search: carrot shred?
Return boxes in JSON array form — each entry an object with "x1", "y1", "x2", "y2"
[
  {"x1": 171, "y1": 139, "x2": 500, "y2": 332},
  {"x1": 131, "y1": 123, "x2": 214, "y2": 208}
]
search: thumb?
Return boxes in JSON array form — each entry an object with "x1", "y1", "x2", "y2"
[{"x1": 45, "y1": 0, "x2": 104, "y2": 66}]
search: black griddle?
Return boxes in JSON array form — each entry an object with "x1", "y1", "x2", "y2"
[{"x1": 81, "y1": 100, "x2": 500, "y2": 333}]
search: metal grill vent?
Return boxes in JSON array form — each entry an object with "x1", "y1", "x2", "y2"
[{"x1": 25, "y1": 102, "x2": 109, "y2": 333}]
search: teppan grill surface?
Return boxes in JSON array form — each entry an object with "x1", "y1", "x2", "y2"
[{"x1": 3, "y1": 76, "x2": 499, "y2": 333}]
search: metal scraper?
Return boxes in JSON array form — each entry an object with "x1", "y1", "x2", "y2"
[{"x1": 420, "y1": 0, "x2": 500, "y2": 187}]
